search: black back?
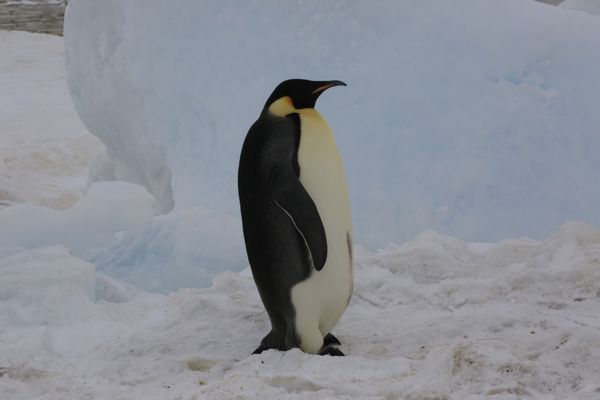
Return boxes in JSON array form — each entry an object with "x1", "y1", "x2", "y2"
[{"x1": 238, "y1": 112, "x2": 326, "y2": 346}]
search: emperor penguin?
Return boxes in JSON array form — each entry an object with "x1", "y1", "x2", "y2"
[{"x1": 238, "y1": 79, "x2": 353, "y2": 356}]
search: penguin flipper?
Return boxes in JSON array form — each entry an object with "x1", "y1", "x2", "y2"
[{"x1": 271, "y1": 168, "x2": 328, "y2": 271}]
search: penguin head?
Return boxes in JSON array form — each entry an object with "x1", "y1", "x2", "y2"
[{"x1": 264, "y1": 79, "x2": 346, "y2": 113}]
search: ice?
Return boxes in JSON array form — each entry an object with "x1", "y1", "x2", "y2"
[
  {"x1": 0, "y1": 180, "x2": 246, "y2": 292},
  {"x1": 65, "y1": 0, "x2": 600, "y2": 250},
  {"x1": 1, "y1": 222, "x2": 600, "y2": 399},
  {"x1": 3, "y1": 4, "x2": 600, "y2": 396},
  {"x1": 560, "y1": 0, "x2": 600, "y2": 15},
  {"x1": 92, "y1": 207, "x2": 246, "y2": 293},
  {"x1": 0, "y1": 181, "x2": 157, "y2": 259},
  {"x1": 0, "y1": 30, "x2": 242, "y2": 292}
]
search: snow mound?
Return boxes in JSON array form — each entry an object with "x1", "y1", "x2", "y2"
[
  {"x1": 0, "y1": 135, "x2": 103, "y2": 210},
  {"x1": 2, "y1": 223, "x2": 600, "y2": 399},
  {"x1": 0, "y1": 178, "x2": 245, "y2": 292},
  {"x1": 0, "y1": 30, "x2": 103, "y2": 210},
  {"x1": 0, "y1": 246, "x2": 95, "y2": 327},
  {"x1": 0, "y1": 31, "x2": 234, "y2": 292},
  {"x1": 0, "y1": 181, "x2": 157, "y2": 259},
  {"x1": 92, "y1": 207, "x2": 246, "y2": 293},
  {"x1": 65, "y1": 0, "x2": 600, "y2": 248}
]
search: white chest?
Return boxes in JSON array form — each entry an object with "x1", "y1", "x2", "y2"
[
  {"x1": 293, "y1": 108, "x2": 353, "y2": 339},
  {"x1": 296, "y1": 108, "x2": 352, "y2": 248},
  {"x1": 268, "y1": 98, "x2": 354, "y2": 352}
]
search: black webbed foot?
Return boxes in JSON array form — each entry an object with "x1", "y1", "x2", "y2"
[
  {"x1": 319, "y1": 345, "x2": 345, "y2": 356},
  {"x1": 252, "y1": 343, "x2": 272, "y2": 355},
  {"x1": 323, "y1": 333, "x2": 341, "y2": 346},
  {"x1": 252, "y1": 330, "x2": 286, "y2": 355}
]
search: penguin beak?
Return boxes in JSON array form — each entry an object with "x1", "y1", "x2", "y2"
[{"x1": 311, "y1": 80, "x2": 347, "y2": 95}]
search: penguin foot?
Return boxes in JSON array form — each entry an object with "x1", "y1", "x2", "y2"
[
  {"x1": 252, "y1": 330, "x2": 286, "y2": 354},
  {"x1": 323, "y1": 333, "x2": 341, "y2": 346},
  {"x1": 319, "y1": 345, "x2": 345, "y2": 356},
  {"x1": 252, "y1": 343, "x2": 271, "y2": 355}
]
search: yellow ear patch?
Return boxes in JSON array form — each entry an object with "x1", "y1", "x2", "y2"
[{"x1": 268, "y1": 96, "x2": 297, "y2": 117}]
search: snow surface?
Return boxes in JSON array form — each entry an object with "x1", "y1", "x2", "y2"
[
  {"x1": 4, "y1": 1, "x2": 66, "y2": 4},
  {"x1": 0, "y1": 29, "x2": 243, "y2": 292},
  {"x1": 2, "y1": 222, "x2": 600, "y2": 399},
  {"x1": 65, "y1": 0, "x2": 600, "y2": 252},
  {"x1": 0, "y1": 30, "x2": 103, "y2": 210},
  {"x1": 2, "y1": 14, "x2": 600, "y2": 398},
  {"x1": 0, "y1": 181, "x2": 158, "y2": 260}
]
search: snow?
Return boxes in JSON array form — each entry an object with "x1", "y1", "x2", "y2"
[
  {"x1": 2, "y1": 2, "x2": 600, "y2": 398},
  {"x1": 0, "y1": 30, "x2": 103, "y2": 210},
  {"x1": 56, "y1": 0, "x2": 600, "y2": 291},
  {"x1": 0, "y1": 30, "x2": 82, "y2": 142},
  {"x1": 65, "y1": 0, "x2": 600, "y2": 250},
  {"x1": 0, "y1": 181, "x2": 158, "y2": 259},
  {"x1": 0, "y1": 246, "x2": 95, "y2": 327},
  {"x1": 0, "y1": 29, "x2": 239, "y2": 291},
  {"x1": 92, "y1": 207, "x2": 246, "y2": 293},
  {"x1": 5, "y1": 1, "x2": 66, "y2": 4},
  {"x1": 2, "y1": 222, "x2": 600, "y2": 399}
]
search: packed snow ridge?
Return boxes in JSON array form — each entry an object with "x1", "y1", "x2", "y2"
[{"x1": 1, "y1": 222, "x2": 600, "y2": 399}]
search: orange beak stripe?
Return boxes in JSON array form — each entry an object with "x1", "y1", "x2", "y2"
[{"x1": 311, "y1": 84, "x2": 334, "y2": 95}]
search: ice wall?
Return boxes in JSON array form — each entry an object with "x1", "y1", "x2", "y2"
[
  {"x1": 65, "y1": 0, "x2": 600, "y2": 249},
  {"x1": 561, "y1": 0, "x2": 600, "y2": 15}
]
